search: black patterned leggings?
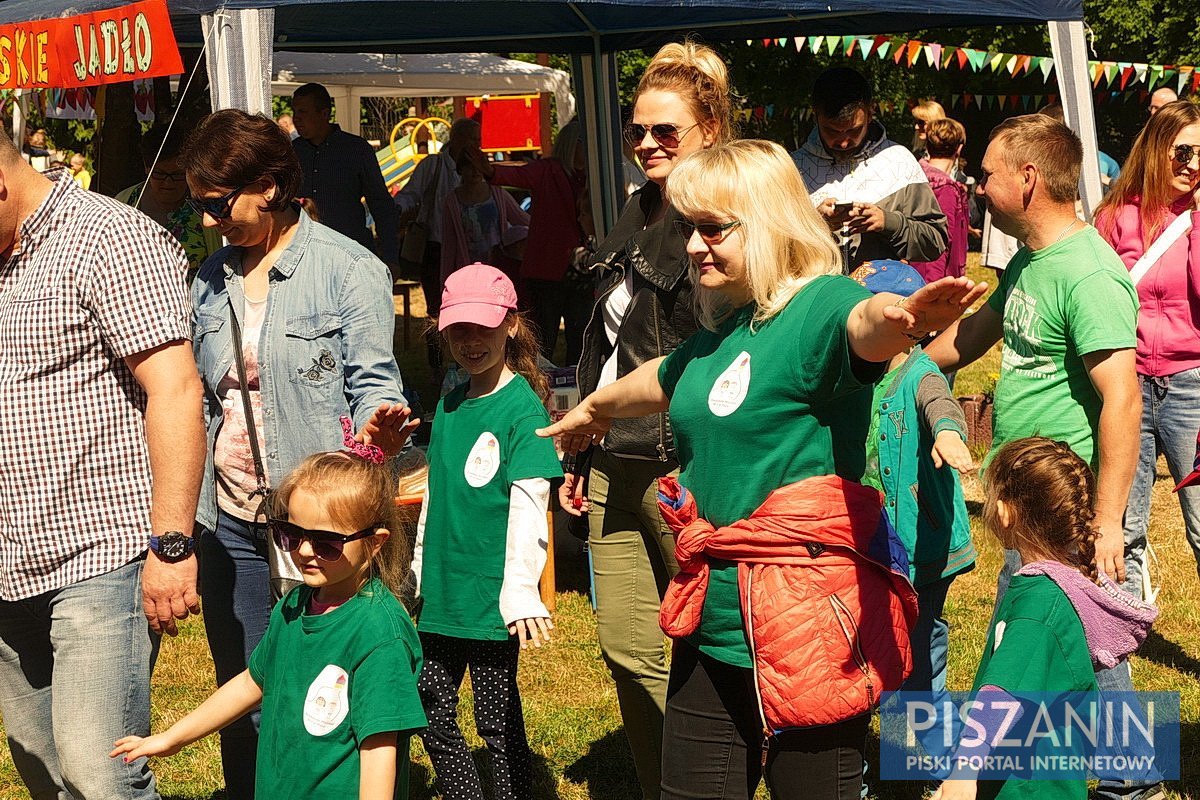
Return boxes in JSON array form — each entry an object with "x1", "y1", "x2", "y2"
[{"x1": 417, "y1": 632, "x2": 532, "y2": 800}]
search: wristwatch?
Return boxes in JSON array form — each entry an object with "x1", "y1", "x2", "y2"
[{"x1": 149, "y1": 531, "x2": 196, "y2": 562}]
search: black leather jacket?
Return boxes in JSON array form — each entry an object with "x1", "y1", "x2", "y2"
[{"x1": 576, "y1": 182, "x2": 698, "y2": 462}]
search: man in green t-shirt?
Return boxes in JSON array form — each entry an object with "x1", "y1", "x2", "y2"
[{"x1": 924, "y1": 115, "x2": 1151, "y2": 799}]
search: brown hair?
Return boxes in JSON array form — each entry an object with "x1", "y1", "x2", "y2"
[
  {"x1": 635, "y1": 40, "x2": 736, "y2": 144},
  {"x1": 180, "y1": 109, "x2": 301, "y2": 213},
  {"x1": 989, "y1": 115, "x2": 1082, "y2": 204},
  {"x1": 271, "y1": 451, "x2": 416, "y2": 600},
  {"x1": 1097, "y1": 99, "x2": 1200, "y2": 243},
  {"x1": 925, "y1": 118, "x2": 966, "y2": 158},
  {"x1": 983, "y1": 437, "x2": 1099, "y2": 583}
]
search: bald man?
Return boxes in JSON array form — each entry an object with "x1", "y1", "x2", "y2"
[{"x1": 1150, "y1": 87, "x2": 1178, "y2": 116}]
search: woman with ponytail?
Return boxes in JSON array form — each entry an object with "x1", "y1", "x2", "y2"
[
  {"x1": 933, "y1": 436, "x2": 1158, "y2": 800},
  {"x1": 564, "y1": 41, "x2": 735, "y2": 798},
  {"x1": 412, "y1": 263, "x2": 563, "y2": 800}
]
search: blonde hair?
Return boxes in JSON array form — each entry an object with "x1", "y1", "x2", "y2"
[
  {"x1": 668, "y1": 140, "x2": 841, "y2": 330},
  {"x1": 635, "y1": 40, "x2": 736, "y2": 145},
  {"x1": 912, "y1": 99, "x2": 946, "y2": 123},
  {"x1": 990, "y1": 114, "x2": 1082, "y2": 204},
  {"x1": 272, "y1": 452, "x2": 416, "y2": 601},
  {"x1": 1097, "y1": 99, "x2": 1200, "y2": 243}
]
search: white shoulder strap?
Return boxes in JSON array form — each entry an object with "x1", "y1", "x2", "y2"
[{"x1": 1129, "y1": 211, "x2": 1192, "y2": 287}]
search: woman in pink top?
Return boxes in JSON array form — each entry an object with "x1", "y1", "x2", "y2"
[
  {"x1": 1096, "y1": 99, "x2": 1200, "y2": 594},
  {"x1": 467, "y1": 119, "x2": 591, "y2": 365}
]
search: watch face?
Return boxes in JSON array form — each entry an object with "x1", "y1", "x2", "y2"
[{"x1": 157, "y1": 532, "x2": 190, "y2": 560}]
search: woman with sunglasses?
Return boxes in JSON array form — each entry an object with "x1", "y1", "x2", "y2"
[
  {"x1": 180, "y1": 109, "x2": 417, "y2": 799},
  {"x1": 542, "y1": 140, "x2": 986, "y2": 799},
  {"x1": 563, "y1": 40, "x2": 734, "y2": 800},
  {"x1": 1095, "y1": 99, "x2": 1200, "y2": 597},
  {"x1": 116, "y1": 123, "x2": 221, "y2": 284}
]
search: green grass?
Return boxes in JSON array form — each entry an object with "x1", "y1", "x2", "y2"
[{"x1": 3, "y1": 255, "x2": 1198, "y2": 799}]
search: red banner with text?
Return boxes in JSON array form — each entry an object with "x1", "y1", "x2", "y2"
[{"x1": 0, "y1": 0, "x2": 183, "y2": 90}]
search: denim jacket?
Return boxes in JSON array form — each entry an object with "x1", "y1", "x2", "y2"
[{"x1": 192, "y1": 210, "x2": 406, "y2": 530}]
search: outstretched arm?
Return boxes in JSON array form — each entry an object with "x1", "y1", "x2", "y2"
[
  {"x1": 111, "y1": 670, "x2": 262, "y2": 762},
  {"x1": 846, "y1": 276, "x2": 987, "y2": 364},
  {"x1": 923, "y1": 303, "x2": 1003, "y2": 373},
  {"x1": 537, "y1": 357, "x2": 669, "y2": 453}
]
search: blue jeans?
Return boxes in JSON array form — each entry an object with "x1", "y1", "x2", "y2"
[
  {"x1": 0, "y1": 559, "x2": 159, "y2": 800},
  {"x1": 903, "y1": 576, "x2": 955, "y2": 695},
  {"x1": 996, "y1": 550, "x2": 1157, "y2": 798},
  {"x1": 198, "y1": 511, "x2": 274, "y2": 800},
  {"x1": 1122, "y1": 369, "x2": 1200, "y2": 599}
]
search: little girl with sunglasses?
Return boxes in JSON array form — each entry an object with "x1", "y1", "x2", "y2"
[
  {"x1": 413, "y1": 263, "x2": 563, "y2": 800},
  {"x1": 112, "y1": 448, "x2": 428, "y2": 799}
]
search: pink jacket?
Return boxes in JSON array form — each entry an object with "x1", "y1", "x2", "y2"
[
  {"x1": 1097, "y1": 197, "x2": 1200, "y2": 376},
  {"x1": 439, "y1": 186, "x2": 530, "y2": 284},
  {"x1": 911, "y1": 161, "x2": 968, "y2": 281},
  {"x1": 657, "y1": 474, "x2": 918, "y2": 733}
]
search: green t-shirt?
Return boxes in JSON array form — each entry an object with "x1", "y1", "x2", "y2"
[
  {"x1": 420, "y1": 374, "x2": 563, "y2": 640},
  {"x1": 973, "y1": 574, "x2": 1097, "y2": 800},
  {"x1": 247, "y1": 578, "x2": 427, "y2": 800},
  {"x1": 985, "y1": 227, "x2": 1137, "y2": 466},
  {"x1": 658, "y1": 275, "x2": 878, "y2": 667}
]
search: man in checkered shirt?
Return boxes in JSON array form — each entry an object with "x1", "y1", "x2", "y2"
[{"x1": 0, "y1": 132, "x2": 205, "y2": 798}]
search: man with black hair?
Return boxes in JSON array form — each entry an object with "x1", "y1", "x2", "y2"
[
  {"x1": 792, "y1": 67, "x2": 948, "y2": 270},
  {"x1": 292, "y1": 82, "x2": 399, "y2": 267}
]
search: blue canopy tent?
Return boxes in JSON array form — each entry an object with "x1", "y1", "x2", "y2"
[{"x1": 0, "y1": 0, "x2": 1098, "y2": 228}]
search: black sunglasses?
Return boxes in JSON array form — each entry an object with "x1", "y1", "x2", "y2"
[
  {"x1": 270, "y1": 518, "x2": 377, "y2": 562},
  {"x1": 674, "y1": 218, "x2": 743, "y2": 244},
  {"x1": 187, "y1": 184, "x2": 249, "y2": 221},
  {"x1": 623, "y1": 122, "x2": 700, "y2": 150},
  {"x1": 1172, "y1": 143, "x2": 1200, "y2": 166}
]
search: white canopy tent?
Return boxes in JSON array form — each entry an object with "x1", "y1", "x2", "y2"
[{"x1": 270, "y1": 51, "x2": 576, "y2": 137}]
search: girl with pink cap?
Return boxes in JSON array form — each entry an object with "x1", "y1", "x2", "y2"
[{"x1": 411, "y1": 263, "x2": 564, "y2": 800}]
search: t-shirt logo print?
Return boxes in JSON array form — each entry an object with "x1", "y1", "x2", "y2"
[
  {"x1": 464, "y1": 432, "x2": 501, "y2": 487},
  {"x1": 1001, "y1": 288, "x2": 1055, "y2": 378},
  {"x1": 708, "y1": 352, "x2": 751, "y2": 417},
  {"x1": 303, "y1": 664, "x2": 350, "y2": 736}
]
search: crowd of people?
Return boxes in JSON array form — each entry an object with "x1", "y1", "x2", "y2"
[{"x1": 0, "y1": 36, "x2": 1190, "y2": 800}]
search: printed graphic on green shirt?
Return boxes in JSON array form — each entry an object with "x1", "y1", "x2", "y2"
[{"x1": 1001, "y1": 288, "x2": 1055, "y2": 378}]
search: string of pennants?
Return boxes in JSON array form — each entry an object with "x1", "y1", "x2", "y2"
[
  {"x1": 737, "y1": 90, "x2": 1149, "y2": 123},
  {"x1": 749, "y1": 35, "x2": 1200, "y2": 96}
]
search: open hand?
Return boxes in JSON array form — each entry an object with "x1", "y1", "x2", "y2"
[
  {"x1": 507, "y1": 616, "x2": 554, "y2": 649},
  {"x1": 111, "y1": 733, "x2": 182, "y2": 762},
  {"x1": 932, "y1": 430, "x2": 975, "y2": 473},
  {"x1": 536, "y1": 401, "x2": 613, "y2": 454},
  {"x1": 882, "y1": 276, "x2": 988, "y2": 339},
  {"x1": 358, "y1": 403, "x2": 421, "y2": 459}
]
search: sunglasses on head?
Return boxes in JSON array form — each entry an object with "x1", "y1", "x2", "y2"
[
  {"x1": 269, "y1": 518, "x2": 377, "y2": 562},
  {"x1": 623, "y1": 122, "x2": 700, "y2": 150},
  {"x1": 1172, "y1": 143, "x2": 1200, "y2": 166},
  {"x1": 673, "y1": 218, "x2": 743, "y2": 244},
  {"x1": 186, "y1": 184, "x2": 249, "y2": 221}
]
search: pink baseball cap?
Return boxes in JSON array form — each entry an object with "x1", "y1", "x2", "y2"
[{"x1": 438, "y1": 263, "x2": 518, "y2": 331}]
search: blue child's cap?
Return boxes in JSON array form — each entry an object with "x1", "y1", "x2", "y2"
[{"x1": 849, "y1": 260, "x2": 925, "y2": 297}]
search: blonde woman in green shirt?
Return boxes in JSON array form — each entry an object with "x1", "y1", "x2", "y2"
[{"x1": 543, "y1": 140, "x2": 986, "y2": 800}]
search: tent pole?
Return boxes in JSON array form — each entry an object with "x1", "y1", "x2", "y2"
[{"x1": 1049, "y1": 20, "x2": 1102, "y2": 218}]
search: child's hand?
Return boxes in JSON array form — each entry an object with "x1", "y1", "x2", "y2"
[
  {"x1": 932, "y1": 778, "x2": 977, "y2": 800},
  {"x1": 507, "y1": 616, "x2": 553, "y2": 649},
  {"x1": 358, "y1": 403, "x2": 421, "y2": 459},
  {"x1": 932, "y1": 430, "x2": 975, "y2": 473},
  {"x1": 110, "y1": 733, "x2": 183, "y2": 762}
]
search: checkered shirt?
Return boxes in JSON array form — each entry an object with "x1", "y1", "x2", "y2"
[{"x1": 0, "y1": 171, "x2": 191, "y2": 600}]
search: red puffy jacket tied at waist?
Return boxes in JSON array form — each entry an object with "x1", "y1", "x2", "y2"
[{"x1": 657, "y1": 474, "x2": 919, "y2": 732}]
